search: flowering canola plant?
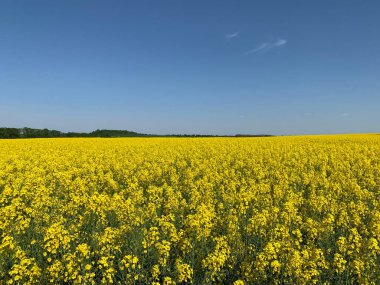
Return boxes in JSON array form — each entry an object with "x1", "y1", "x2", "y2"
[{"x1": 0, "y1": 135, "x2": 380, "y2": 284}]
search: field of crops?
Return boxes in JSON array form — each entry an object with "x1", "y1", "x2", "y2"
[{"x1": 1, "y1": 135, "x2": 380, "y2": 284}]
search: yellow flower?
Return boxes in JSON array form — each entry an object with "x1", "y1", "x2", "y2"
[{"x1": 1, "y1": 135, "x2": 380, "y2": 284}]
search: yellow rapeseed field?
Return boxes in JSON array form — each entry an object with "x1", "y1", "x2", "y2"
[{"x1": 1, "y1": 135, "x2": 380, "y2": 284}]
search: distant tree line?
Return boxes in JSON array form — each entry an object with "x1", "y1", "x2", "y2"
[
  {"x1": 0, "y1": 127, "x2": 274, "y2": 139},
  {"x1": 0, "y1": 128, "x2": 148, "y2": 139}
]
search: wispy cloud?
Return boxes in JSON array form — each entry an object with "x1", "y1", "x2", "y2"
[
  {"x1": 225, "y1": 31, "x2": 239, "y2": 40},
  {"x1": 341, "y1": 112, "x2": 350, "y2": 117},
  {"x1": 246, "y1": 38, "x2": 287, "y2": 54}
]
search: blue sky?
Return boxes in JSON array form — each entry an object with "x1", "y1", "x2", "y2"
[{"x1": 1, "y1": 0, "x2": 379, "y2": 135}]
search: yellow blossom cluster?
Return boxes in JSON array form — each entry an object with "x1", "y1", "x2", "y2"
[{"x1": 0, "y1": 135, "x2": 380, "y2": 284}]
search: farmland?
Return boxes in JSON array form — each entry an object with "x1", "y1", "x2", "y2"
[{"x1": 1, "y1": 135, "x2": 380, "y2": 284}]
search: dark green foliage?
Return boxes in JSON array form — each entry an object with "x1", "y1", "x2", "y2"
[
  {"x1": 89, "y1": 129, "x2": 144, "y2": 137},
  {"x1": 0, "y1": 127, "x2": 273, "y2": 139},
  {"x1": 0, "y1": 127, "x2": 148, "y2": 139},
  {"x1": 0, "y1": 128, "x2": 20, "y2": 138}
]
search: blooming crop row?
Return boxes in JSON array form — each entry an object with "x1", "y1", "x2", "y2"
[{"x1": 1, "y1": 135, "x2": 380, "y2": 284}]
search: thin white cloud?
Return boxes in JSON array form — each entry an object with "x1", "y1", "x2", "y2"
[
  {"x1": 246, "y1": 38, "x2": 287, "y2": 54},
  {"x1": 225, "y1": 31, "x2": 239, "y2": 40},
  {"x1": 246, "y1": 43, "x2": 269, "y2": 54},
  {"x1": 341, "y1": 113, "x2": 350, "y2": 117},
  {"x1": 275, "y1": 39, "x2": 287, "y2": 46}
]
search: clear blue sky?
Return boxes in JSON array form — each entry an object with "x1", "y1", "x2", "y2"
[{"x1": 1, "y1": 0, "x2": 379, "y2": 135}]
